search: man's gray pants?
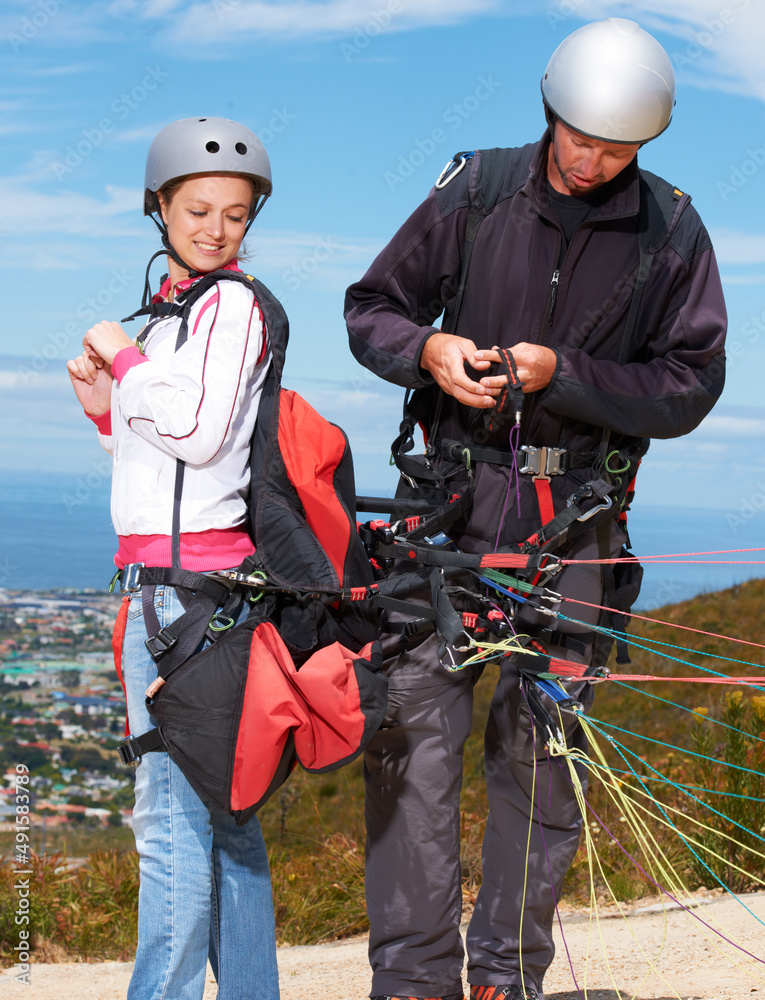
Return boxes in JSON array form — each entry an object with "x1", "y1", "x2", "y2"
[{"x1": 364, "y1": 523, "x2": 625, "y2": 999}]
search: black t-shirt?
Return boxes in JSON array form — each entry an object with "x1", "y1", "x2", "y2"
[{"x1": 545, "y1": 177, "x2": 619, "y2": 255}]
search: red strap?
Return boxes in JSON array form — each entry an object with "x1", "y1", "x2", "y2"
[
  {"x1": 112, "y1": 597, "x2": 130, "y2": 736},
  {"x1": 534, "y1": 476, "x2": 555, "y2": 525}
]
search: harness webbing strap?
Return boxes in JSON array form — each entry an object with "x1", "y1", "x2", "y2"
[
  {"x1": 118, "y1": 727, "x2": 166, "y2": 765},
  {"x1": 534, "y1": 476, "x2": 555, "y2": 526},
  {"x1": 138, "y1": 566, "x2": 232, "y2": 601},
  {"x1": 432, "y1": 438, "x2": 601, "y2": 472}
]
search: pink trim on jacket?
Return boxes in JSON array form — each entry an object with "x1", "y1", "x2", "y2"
[
  {"x1": 86, "y1": 410, "x2": 112, "y2": 435},
  {"x1": 115, "y1": 527, "x2": 255, "y2": 570},
  {"x1": 112, "y1": 345, "x2": 149, "y2": 383}
]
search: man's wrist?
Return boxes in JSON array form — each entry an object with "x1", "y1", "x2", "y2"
[{"x1": 415, "y1": 328, "x2": 441, "y2": 379}]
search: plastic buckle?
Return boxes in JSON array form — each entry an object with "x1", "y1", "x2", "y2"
[
  {"x1": 144, "y1": 626, "x2": 178, "y2": 661},
  {"x1": 118, "y1": 738, "x2": 142, "y2": 767},
  {"x1": 120, "y1": 562, "x2": 145, "y2": 593},
  {"x1": 402, "y1": 617, "x2": 429, "y2": 637}
]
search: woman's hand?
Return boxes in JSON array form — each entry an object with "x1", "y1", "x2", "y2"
[
  {"x1": 67, "y1": 348, "x2": 113, "y2": 417},
  {"x1": 82, "y1": 320, "x2": 134, "y2": 365}
]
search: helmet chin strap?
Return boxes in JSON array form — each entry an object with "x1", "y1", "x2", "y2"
[
  {"x1": 149, "y1": 212, "x2": 202, "y2": 280},
  {"x1": 126, "y1": 194, "x2": 271, "y2": 321},
  {"x1": 122, "y1": 218, "x2": 202, "y2": 323}
]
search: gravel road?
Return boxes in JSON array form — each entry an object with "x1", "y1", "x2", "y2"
[{"x1": 0, "y1": 891, "x2": 762, "y2": 999}]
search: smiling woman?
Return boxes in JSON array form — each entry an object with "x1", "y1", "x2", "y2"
[
  {"x1": 157, "y1": 174, "x2": 255, "y2": 275},
  {"x1": 64, "y1": 117, "x2": 281, "y2": 1000}
]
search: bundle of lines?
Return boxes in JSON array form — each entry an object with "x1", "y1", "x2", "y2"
[{"x1": 456, "y1": 547, "x2": 765, "y2": 998}]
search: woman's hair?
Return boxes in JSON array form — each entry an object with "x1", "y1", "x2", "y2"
[{"x1": 158, "y1": 173, "x2": 258, "y2": 218}]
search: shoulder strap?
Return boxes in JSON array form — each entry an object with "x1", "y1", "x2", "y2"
[
  {"x1": 618, "y1": 172, "x2": 686, "y2": 365},
  {"x1": 418, "y1": 146, "x2": 533, "y2": 446},
  {"x1": 440, "y1": 146, "x2": 534, "y2": 334},
  {"x1": 146, "y1": 268, "x2": 287, "y2": 568}
]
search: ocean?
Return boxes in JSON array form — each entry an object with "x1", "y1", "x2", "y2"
[{"x1": 1, "y1": 472, "x2": 763, "y2": 609}]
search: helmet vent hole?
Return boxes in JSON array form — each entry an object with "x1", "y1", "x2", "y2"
[
  {"x1": 206, "y1": 140, "x2": 220, "y2": 153},
  {"x1": 235, "y1": 142, "x2": 248, "y2": 155}
]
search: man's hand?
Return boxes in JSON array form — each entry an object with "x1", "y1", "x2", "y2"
[
  {"x1": 476, "y1": 342, "x2": 557, "y2": 394},
  {"x1": 420, "y1": 332, "x2": 495, "y2": 407}
]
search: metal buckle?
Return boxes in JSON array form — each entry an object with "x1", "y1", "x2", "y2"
[
  {"x1": 518, "y1": 446, "x2": 567, "y2": 477},
  {"x1": 118, "y1": 738, "x2": 142, "y2": 767},
  {"x1": 120, "y1": 562, "x2": 145, "y2": 593}
]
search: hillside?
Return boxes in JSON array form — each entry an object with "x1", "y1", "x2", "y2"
[{"x1": 0, "y1": 578, "x2": 763, "y2": 961}]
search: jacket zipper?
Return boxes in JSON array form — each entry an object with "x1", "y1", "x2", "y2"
[
  {"x1": 547, "y1": 269, "x2": 560, "y2": 325},
  {"x1": 519, "y1": 233, "x2": 563, "y2": 441}
]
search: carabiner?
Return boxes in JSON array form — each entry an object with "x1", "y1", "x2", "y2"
[
  {"x1": 209, "y1": 613, "x2": 235, "y2": 633},
  {"x1": 577, "y1": 495, "x2": 613, "y2": 522},
  {"x1": 435, "y1": 152, "x2": 474, "y2": 190}
]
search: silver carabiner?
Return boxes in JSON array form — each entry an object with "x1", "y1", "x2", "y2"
[
  {"x1": 577, "y1": 495, "x2": 613, "y2": 522},
  {"x1": 435, "y1": 154, "x2": 469, "y2": 190}
]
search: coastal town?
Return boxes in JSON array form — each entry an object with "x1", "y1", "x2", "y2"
[{"x1": 0, "y1": 588, "x2": 134, "y2": 848}]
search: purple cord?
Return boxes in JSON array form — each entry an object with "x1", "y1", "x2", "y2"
[{"x1": 494, "y1": 420, "x2": 522, "y2": 551}]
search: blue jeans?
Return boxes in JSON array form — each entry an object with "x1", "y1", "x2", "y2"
[{"x1": 122, "y1": 584, "x2": 280, "y2": 1000}]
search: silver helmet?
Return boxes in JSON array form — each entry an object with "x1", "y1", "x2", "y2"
[
  {"x1": 541, "y1": 18, "x2": 676, "y2": 144},
  {"x1": 143, "y1": 116, "x2": 272, "y2": 218}
]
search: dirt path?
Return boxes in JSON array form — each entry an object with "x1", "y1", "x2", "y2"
[{"x1": 0, "y1": 891, "x2": 763, "y2": 999}]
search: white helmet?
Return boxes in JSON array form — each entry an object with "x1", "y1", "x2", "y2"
[
  {"x1": 541, "y1": 18, "x2": 676, "y2": 144},
  {"x1": 144, "y1": 116, "x2": 272, "y2": 219}
]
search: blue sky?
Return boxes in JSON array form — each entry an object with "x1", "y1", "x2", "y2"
[{"x1": 3, "y1": 0, "x2": 765, "y2": 526}]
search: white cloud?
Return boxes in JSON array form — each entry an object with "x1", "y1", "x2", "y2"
[
  {"x1": 0, "y1": 369, "x2": 69, "y2": 393},
  {"x1": 568, "y1": 1, "x2": 765, "y2": 101},
  {"x1": 112, "y1": 123, "x2": 167, "y2": 143},
  {"x1": 192, "y1": 0, "x2": 495, "y2": 37},
  {"x1": 0, "y1": 182, "x2": 143, "y2": 238},
  {"x1": 32, "y1": 64, "x2": 92, "y2": 77},
  {"x1": 697, "y1": 414, "x2": 765, "y2": 438},
  {"x1": 709, "y1": 228, "x2": 765, "y2": 265}
]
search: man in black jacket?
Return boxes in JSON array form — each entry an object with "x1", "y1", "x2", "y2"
[{"x1": 345, "y1": 18, "x2": 726, "y2": 1000}]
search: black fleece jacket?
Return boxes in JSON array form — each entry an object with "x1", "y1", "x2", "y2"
[{"x1": 345, "y1": 135, "x2": 727, "y2": 549}]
